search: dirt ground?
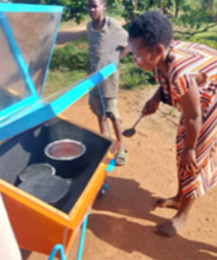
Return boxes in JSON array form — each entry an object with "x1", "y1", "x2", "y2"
[{"x1": 24, "y1": 87, "x2": 217, "y2": 260}]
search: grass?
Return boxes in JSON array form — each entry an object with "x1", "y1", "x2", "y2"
[
  {"x1": 72, "y1": 36, "x2": 88, "y2": 50},
  {"x1": 189, "y1": 26, "x2": 217, "y2": 40},
  {"x1": 43, "y1": 69, "x2": 86, "y2": 98},
  {"x1": 187, "y1": 28, "x2": 217, "y2": 49}
]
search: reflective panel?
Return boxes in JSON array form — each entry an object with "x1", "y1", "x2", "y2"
[{"x1": 0, "y1": 5, "x2": 62, "y2": 120}]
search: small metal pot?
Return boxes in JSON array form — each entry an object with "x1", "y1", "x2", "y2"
[{"x1": 44, "y1": 139, "x2": 86, "y2": 178}]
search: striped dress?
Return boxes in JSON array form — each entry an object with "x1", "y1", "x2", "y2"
[{"x1": 155, "y1": 41, "x2": 217, "y2": 199}]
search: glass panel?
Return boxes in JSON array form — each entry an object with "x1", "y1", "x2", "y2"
[{"x1": 0, "y1": 8, "x2": 62, "y2": 119}]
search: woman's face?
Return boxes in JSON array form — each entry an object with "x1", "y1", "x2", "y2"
[{"x1": 129, "y1": 37, "x2": 162, "y2": 72}]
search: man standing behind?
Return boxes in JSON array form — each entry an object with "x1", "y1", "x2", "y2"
[{"x1": 87, "y1": 0, "x2": 129, "y2": 165}]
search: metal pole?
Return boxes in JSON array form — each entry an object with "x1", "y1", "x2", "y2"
[
  {"x1": 48, "y1": 244, "x2": 66, "y2": 260},
  {"x1": 76, "y1": 210, "x2": 90, "y2": 260}
]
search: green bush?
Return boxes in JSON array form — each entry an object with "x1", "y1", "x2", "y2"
[
  {"x1": 51, "y1": 40, "x2": 132, "y2": 71},
  {"x1": 121, "y1": 66, "x2": 156, "y2": 90},
  {"x1": 120, "y1": 52, "x2": 133, "y2": 64},
  {"x1": 50, "y1": 44, "x2": 157, "y2": 90},
  {"x1": 50, "y1": 38, "x2": 158, "y2": 90},
  {"x1": 50, "y1": 43, "x2": 88, "y2": 71}
]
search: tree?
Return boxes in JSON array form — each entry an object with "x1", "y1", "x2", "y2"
[
  {"x1": 10, "y1": 0, "x2": 217, "y2": 36},
  {"x1": 173, "y1": 0, "x2": 217, "y2": 37},
  {"x1": 174, "y1": 0, "x2": 184, "y2": 18},
  {"x1": 11, "y1": 0, "x2": 88, "y2": 23}
]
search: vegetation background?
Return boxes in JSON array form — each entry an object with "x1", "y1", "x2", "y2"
[{"x1": 4, "y1": 0, "x2": 217, "y2": 95}]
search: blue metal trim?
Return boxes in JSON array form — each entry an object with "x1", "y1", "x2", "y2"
[
  {"x1": 0, "y1": 13, "x2": 38, "y2": 97},
  {"x1": 0, "y1": 4, "x2": 63, "y2": 13},
  {"x1": 106, "y1": 158, "x2": 116, "y2": 172},
  {"x1": 39, "y1": 12, "x2": 62, "y2": 97},
  {"x1": 0, "y1": 64, "x2": 116, "y2": 142},
  {"x1": 0, "y1": 101, "x2": 49, "y2": 142},
  {"x1": 77, "y1": 210, "x2": 90, "y2": 260},
  {"x1": 0, "y1": 95, "x2": 39, "y2": 122},
  {"x1": 48, "y1": 244, "x2": 66, "y2": 260}
]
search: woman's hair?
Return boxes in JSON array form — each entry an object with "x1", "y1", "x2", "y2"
[{"x1": 128, "y1": 11, "x2": 173, "y2": 49}]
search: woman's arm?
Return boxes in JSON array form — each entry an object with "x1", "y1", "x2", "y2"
[
  {"x1": 179, "y1": 80, "x2": 202, "y2": 170},
  {"x1": 180, "y1": 81, "x2": 202, "y2": 149}
]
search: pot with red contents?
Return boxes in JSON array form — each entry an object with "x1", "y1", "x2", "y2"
[{"x1": 44, "y1": 139, "x2": 86, "y2": 178}]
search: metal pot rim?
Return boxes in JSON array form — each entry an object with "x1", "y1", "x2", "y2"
[
  {"x1": 44, "y1": 139, "x2": 86, "y2": 161},
  {"x1": 19, "y1": 163, "x2": 56, "y2": 182},
  {"x1": 42, "y1": 163, "x2": 56, "y2": 176}
]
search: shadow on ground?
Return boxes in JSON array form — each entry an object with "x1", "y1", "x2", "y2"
[{"x1": 88, "y1": 176, "x2": 217, "y2": 260}]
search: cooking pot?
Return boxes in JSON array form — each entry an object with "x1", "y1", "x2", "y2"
[{"x1": 44, "y1": 139, "x2": 86, "y2": 178}]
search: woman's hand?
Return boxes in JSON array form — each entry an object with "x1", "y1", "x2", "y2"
[
  {"x1": 142, "y1": 87, "x2": 162, "y2": 116},
  {"x1": 142, "y1": 96, "x2": 160, "y2": 116},
  {"x1": 180, "y1": 147, "x2": 198, "y2": 174}
]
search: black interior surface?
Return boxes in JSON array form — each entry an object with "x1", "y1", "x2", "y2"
[{"x1": 0, "y1": 118, "x2": 111, "y2": 214}]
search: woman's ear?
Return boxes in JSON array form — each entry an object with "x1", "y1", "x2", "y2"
[{"x1": 156, "y1": 44, "x2": 165, "y2": 56}]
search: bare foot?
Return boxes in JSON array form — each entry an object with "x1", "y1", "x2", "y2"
[
  {"x1": 155, "y1": 215, "x2": 187, "y2": 237},
  {"x1": 155, "y1": 197, "x2": 181, "y2": 210}
]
